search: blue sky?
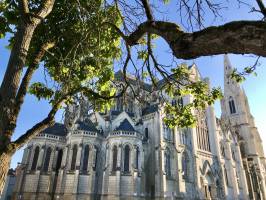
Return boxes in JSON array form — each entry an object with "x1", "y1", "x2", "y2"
[{"x1": 0, "y1": 1, "x2": 266, "y2": 168}]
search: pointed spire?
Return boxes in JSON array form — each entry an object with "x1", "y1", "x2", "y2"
[
  {"x1": 224, "y1": 54, "x2": 233, "y2": 85},
  {"x1": 224, "y1": 54, "x2": 241, "y2": 87}
]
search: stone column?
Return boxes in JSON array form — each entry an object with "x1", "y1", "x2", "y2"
[
  {"x1": 206, "y1": 106, "x2": 219, "y2": 156},
  {"x1": 253, "y1": 156, "x2": 266, "y2": 200},
  {"x1": 52, "y1": 148, "x2": 59, "y2": 171},
  {"x1": 48, "y1": 147, "x2": 56, "y2": 172},
  {"x1": 67, "y1": 145, "x2": 73, "y2": 170},
  {"x1": 76, "y1": 144, "x2": 83, "y2": 169},
  {"x1": 37, "y1": 146, "x2": 45, "y2": 170},
  {"x1": 58, "y1": 145, "x2": 70, "y2": 195},
  {"x1": 102, "y1": 144, "x2": 110, "y2": 195},
  {"x1": 61, "y1": 145, "x2": 69, "y2": 169},
  {"x1": 73, "y1": 143, "x2": 82, "y2": 194},
  {"x1": 235, "y1": 143, "x2": 249, "y2": 198},
  {"x1": 225, "y1": 140, "x2": 238, "y2": 199},
  {"x1": 131, "y1": 146, "x2": 136, "y2": 171},
  {"x1": 27, "y1": 146, "x2": 34, "y2": 171},
  {"x1": 21, "y1": 147, "x2": 29, "y2": 164}
]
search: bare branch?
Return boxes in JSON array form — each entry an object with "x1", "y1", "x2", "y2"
[
  {"x1": 256, "y1": 0, "x2": 266, "y2": 19},
  {"x1": 140, "y1": 0, "x2": 153, "y2": 20},
  {"x1": 124, "y1": 20, "x2": 266, "y2": 59}
]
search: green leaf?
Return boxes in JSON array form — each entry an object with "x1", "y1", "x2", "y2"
[{"x1": 28, "y1": 82, "x2": 54, "y2": 100}]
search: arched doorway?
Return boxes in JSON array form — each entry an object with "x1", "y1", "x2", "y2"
[{"x1": 203, "y1": 172, "x2": 217, "y2": 200}]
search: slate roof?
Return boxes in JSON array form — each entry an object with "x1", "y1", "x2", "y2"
[
  {"x1": 111, "y1": 110, "x2": 135, "y2": 118},
  {"x1": 142, "y1": 103, "x2": 159, "y2": 116},
  {"x1": 42, "y1": 123, "x2": 68, "y2": 137},
  {"x1": 115, "y1": 119, "x2": 135, "y2": 132},
  {"x1": 76, "y1": 120, "x2": 98, "y2": 132}
]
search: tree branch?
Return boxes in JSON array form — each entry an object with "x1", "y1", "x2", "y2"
[
  {"x1": 19, "y1": 0, "x2": 29, "y2": 14},
  {"x1": 15, "y1": 42, "x2": 55, "y2": 115},
  {"x1": 256, "y1": 0, "x2": 266, "y2": 18},
  {"x1": 140, "y1": 0, "x2": 153, "y2": 21},
  {"x1": 36, "y1": 0, "x2": 55, "y2": 19},
  {"x1": 11, "y1": 96, "x2": 63, "y2": 150},
  {"x1": 125, "y1": 20, "x2": 266, "y2": 59},
  {"x1": 11, "y1": 83, "x2": 128, "y2": 151}
]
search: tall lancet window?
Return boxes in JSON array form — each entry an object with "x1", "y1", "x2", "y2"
[
  {"x1": 112, "y1": 146, "x2": 118, "y2": 171},
  {"x1": 43, "y1": 147, "x2": 52, "y2": 172},
  {"x1": 82, "y1": 145, "x2": 90, "y2": 171},
  {"x1": 31, "y1": 146, "x2": 40, "y2": 170},
  {"x1": 124, "y1": 145, "x2": 130, "y2": 172},
  {"x1": 165, "y1": 148, "x2": 171, "y2": 177},
  {"x1": 229, "y1": 97, "x2": 236, "y2": 114},
  {"x1": 70, "y1": 144, "x2": 78, "y2": 170},
  {"x1": 196, "y1": 111, "x2": 211, "y2": 152},
  {"x1": 182, "y1": 152, "x2": 189, "y2": 179},
  {"x1": 135, "y1": 146, "x2": 140, "y2": 170},
  {"x1": 93, "y1": 146, "x2": 99, "y2": 170},
  {"x1": 55, "y1": 149, "x2": 63, "y2": 173}
]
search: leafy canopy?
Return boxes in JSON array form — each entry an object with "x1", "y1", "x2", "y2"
[{"x1": 0, "y1": 0, "x2": 224, "y2": 129}]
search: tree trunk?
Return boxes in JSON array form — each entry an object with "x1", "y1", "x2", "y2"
[
  {"x1": 0, "y1": 20, "x2": 38, "y2": 140},
  {"x1": 0, "y1": 23, "x2": 37, "y2": 191},
  {"x1": 0, "y1": 21, "x2": 37, "y2": 101},
  {"x1": 0, "y1": 151, "x2": 12, "y2": 195}
]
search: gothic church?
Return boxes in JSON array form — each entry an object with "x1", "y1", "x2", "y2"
[{"x1": 12, "y1": 55, "x2": 266, "y2": 200}]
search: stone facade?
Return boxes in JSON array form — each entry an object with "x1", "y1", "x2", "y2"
[{"x1": 12, "y1": 56, "x2": 266, "y2": 200}]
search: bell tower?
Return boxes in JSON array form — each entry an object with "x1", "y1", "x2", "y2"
[{"x1": 221, "y1": 55, "x2": 266, "y2": 199}]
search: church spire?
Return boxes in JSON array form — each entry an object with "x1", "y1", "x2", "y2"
[
  {"x1": 224, "y1": 54, "x2": 233, "y2": 85},
  {"x1": 223, "y1": 54, "x2": 241, "y2": 91}
]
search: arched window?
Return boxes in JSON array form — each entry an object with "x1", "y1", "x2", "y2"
[
  {"x1": 163, "y1": 124, "x2": 172, "y2": 141},
  {"x1": 82, "y1": 145, "x2": 90, "y2": 171},
  {"x1": 112, "y1": 146, "x2": 118, "y2": 171},
  {"x1": 182, "y1": 152, "x2": 189, "y2": 179},
  {"x1": 43, "y1": 147, "x2": 52, "y2": 172},
  {"x1": 180, "y1": 129, "x2": 187, "y2": 145},
  {"x1": 224, "y1": 166, "x2": 229, "y2": 186},
  {"x1": 55, "y1": 149, "x2": 63, "y2": 173},
  {"x1": 70, "y1": 144, "x2": 78, "y2": 171},
  {"x1": 229, "y1": 97, "x2": 236, "y2": 114},
  {"x1": 124, "y1": 145, "x2": 130, "y2": 172},
  {"x1": 231, "y1": 146, "x2": 236, "y2": 161},
  {"x1": 93, "y1": 146, "x2": 98, "y2": 170},
  {"x1": 31, "y1": 146, "x2": 40, "y2": 170},
  {"x1": 240, "y1": 142, "x2": 246, "y2": 158},
  {"x1": 165, "y1": 149, "x2": 171, "y2": 177},
  {"x1": 145, "y1": 128, "x2": 149, "y2": 140},
  {"x1": 135, "y1": 147, "x2": 140, "y2": 170},
  {"x1": 196, "y1": 111, "x2": 210, "y2": 152}
]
